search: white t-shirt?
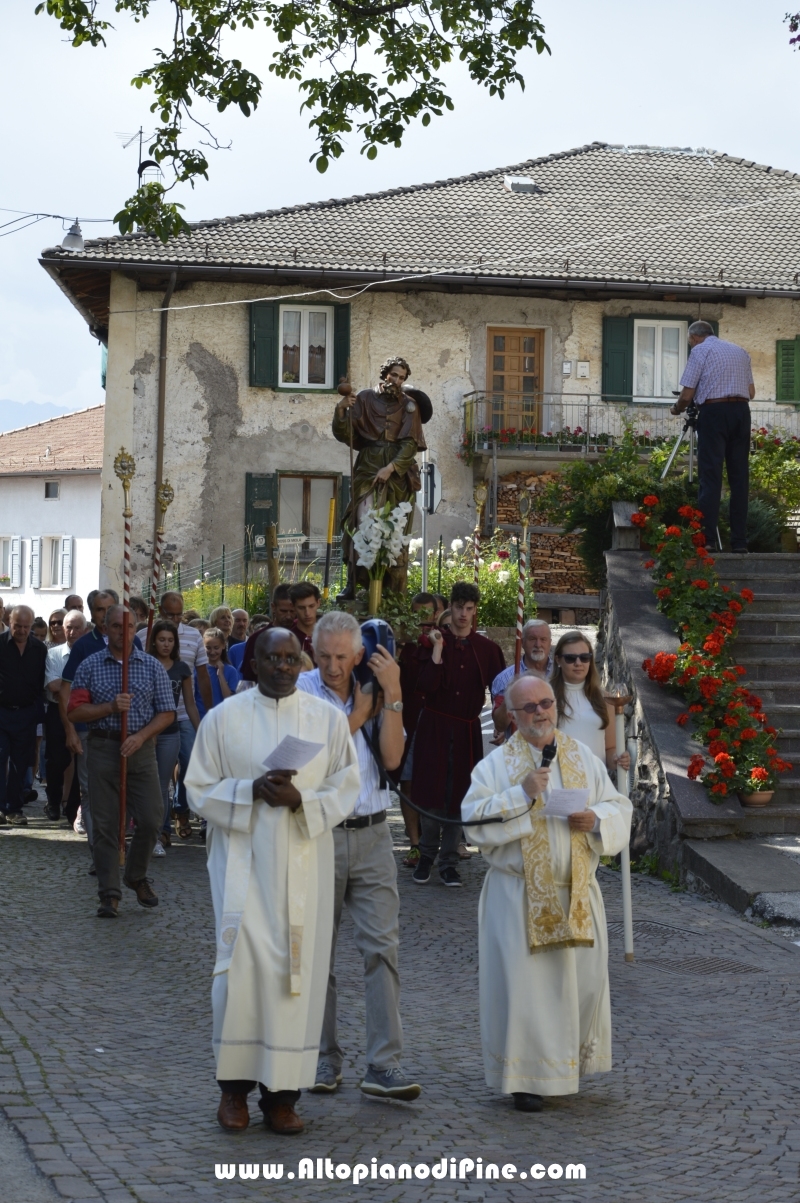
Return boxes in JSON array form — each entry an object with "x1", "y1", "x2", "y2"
[
  {"x1": 44, "y1": 643, "x2": 72, "y2": 690},
  {"x1": 174, "y1": 622, "x2": 208, "y2": 721}
]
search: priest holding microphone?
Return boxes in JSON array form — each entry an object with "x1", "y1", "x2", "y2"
[{"x1": 461, "y1": 673, "x2": 631, "y2": 1113}]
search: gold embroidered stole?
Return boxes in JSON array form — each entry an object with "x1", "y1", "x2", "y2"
[{"x1": 503, "y1": 729, "x2": 594, "y2": 951}]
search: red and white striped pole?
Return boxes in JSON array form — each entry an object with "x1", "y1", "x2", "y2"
[
  {"x1": 514, "y1": 494, "x2": 531, "y2": 673},
  {"x1": 114, "y1": 449, "x2": 136, "y2": 867},
  {"x1": 146, "y1": 482, "x2": 174, "y2": 645}
]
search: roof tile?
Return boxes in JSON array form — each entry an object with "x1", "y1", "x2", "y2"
[{"x1": 0, "y1": 406, "x2": 104, "y2": 475}]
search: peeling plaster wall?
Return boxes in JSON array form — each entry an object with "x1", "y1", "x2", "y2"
[{"x1": 100, "y1": 279, "x2": 800, "y2": 587}]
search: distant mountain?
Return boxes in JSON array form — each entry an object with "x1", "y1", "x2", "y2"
[{"x1": 0, "y1": 399, "x2": 101, "y2": 435}]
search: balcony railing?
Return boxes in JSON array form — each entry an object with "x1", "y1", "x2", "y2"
[{"x1": 462, "y1": 392, "x2": 800, "y2": 456}]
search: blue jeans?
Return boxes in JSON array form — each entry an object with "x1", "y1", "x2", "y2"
[
  {"x1": 175, "y1": 719, "x2": 197, "y2": 814},
  {"x1": 0, "y1": 705, "x2": 38, "y2": 815},
  {"x1": 155, "y1": 731, "x2": 181, "y2": 833}
]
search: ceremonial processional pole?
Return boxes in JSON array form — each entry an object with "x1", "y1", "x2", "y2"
[
  {"x1": 473, "y1": 482, "x2": 488, "y2": 586},
  {"x1": 113, "y1": 449, "x2": 136, "y2": 867},
  {"x1": 514, "y1": 493, "x2": 531, "y2": 673},
  {"x1": 604, "y1": 687, "x2": 635, "y2": 962},
  {"x1": 323, "y1": 496, "x2": 336, "y2": 601},
  {"x1": 146, "y1": 481, "x2": 174, "y2": 644}
]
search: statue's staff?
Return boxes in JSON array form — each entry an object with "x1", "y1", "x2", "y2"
[
  {"x1": 473, "y1": 483, "x2": 488, "y2": 587},
  {"x1": 337, "y1": 375, "x2": 357, "y2": 588},
  {"x1": 514, "y1": 493, "x2": 531, "y2": 673},
  {"x1": 146, "y1": 482, "x2": 175, "y2": 644},
  {"x1": 113, "y1": 449, "x2": 136, "y2": 867}
]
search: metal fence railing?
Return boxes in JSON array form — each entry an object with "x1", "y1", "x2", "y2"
[
  {"x1": 462, "y1": 392, "x2": 800, "y2": 454},
  {"x1": 141, "y1": 536, "x2": 344, "y2": 603}
]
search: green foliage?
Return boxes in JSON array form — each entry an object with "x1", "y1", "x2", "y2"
[
  {"x1": 749, "y1": 429, "x2": 800, "y2": 519},
  {"x1": 406, "y1": 533, "x2": 536, "y2": 627},
  {"x1": 37, "y1": 0, "x2": 549, "y2": 239}
]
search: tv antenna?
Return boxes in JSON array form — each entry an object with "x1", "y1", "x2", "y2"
[{"x1": 117, "y1": 127, "x2": 161, "y2": 186}]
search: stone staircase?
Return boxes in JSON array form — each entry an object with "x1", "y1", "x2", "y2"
[{"x1": 717, "y1": 552, "x2": 800, "y2": 815}]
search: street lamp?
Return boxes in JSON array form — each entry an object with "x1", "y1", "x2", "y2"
[{"x1": 61, "y1": 220, "x2": 84, "y2": 253}]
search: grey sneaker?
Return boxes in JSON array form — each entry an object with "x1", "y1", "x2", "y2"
[
  {"x1": 7, "y1": 812, "x2": 28, "y2": 827},
  {"x1": 360, "y1": 1066, "x2": 421, "y2": 1101},
  {"x1": 309, "y1": 1062, "x2": 343, "y2": 1093}
]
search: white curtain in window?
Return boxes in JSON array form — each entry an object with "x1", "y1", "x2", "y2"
[
  {"x1": 635, "y1": 326, "x2": 656, "y2": 397},
  {"x1": 661, "y1": 326, "x2": 681, "y2": 396},
  {"x1": 279, "y1": 477, "x2": 304, "y2": 535}
]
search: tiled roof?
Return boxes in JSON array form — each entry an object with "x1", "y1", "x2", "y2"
[
  {"x1": 0, "y1": 406, "x2": 104, "y2": 475},
  {"x1": 40, "y1": 143, "x2": 800, "y2": 293}
]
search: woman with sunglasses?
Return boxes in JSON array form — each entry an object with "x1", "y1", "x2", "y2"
[
  {"x1": 551, "y1": 631, "x2": 630, "y2": 774},
  {"x1": 47, "y1": 610, "x2": 67, "y2": 647}
]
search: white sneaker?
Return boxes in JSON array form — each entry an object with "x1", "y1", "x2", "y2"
[
  {"x1": 152, "y1": 839, "x2": 166, "y2": 857},
  {"x1": 73, "y1": 807, "x2": 86, "y2": 835}
]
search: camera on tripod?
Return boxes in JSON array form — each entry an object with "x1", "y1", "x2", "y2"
[{"x1": 660, "y1": 393, "x2": 698, "y2": 482}]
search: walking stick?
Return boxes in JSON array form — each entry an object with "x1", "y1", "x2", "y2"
[
  {"x1": 514, "y1": 494, "x2": 530, "y2": 673},
  {"x1": 146, "y1": 481, "x2": 174, "y2": 645},
  {"x1": 473, "y1": 483, "x2": 487, "y2": 587},
  {"x1": 114, "y1": 450, "x2": 136, "y2": 867},
  {"x1": 604, "y1": 687, "x2": 635, "y2": 962}
]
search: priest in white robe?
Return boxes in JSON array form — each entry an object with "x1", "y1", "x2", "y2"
[
  {"x1": 185, "y1": 628, "x2": 359, "y2": 1136},
  {"x1": 461, "y1": 672, "x2": 631, "y2": 1113}
]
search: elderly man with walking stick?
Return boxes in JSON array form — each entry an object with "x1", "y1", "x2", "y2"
[{"x1": 68, "y1": 606, "x2": 175, "y2": 918}]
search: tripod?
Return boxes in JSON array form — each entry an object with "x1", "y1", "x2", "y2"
[{"x1": 660, "y1": 400, "x2": 698, "y2": 483}]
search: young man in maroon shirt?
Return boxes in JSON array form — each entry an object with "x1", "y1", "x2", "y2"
[{"x1": 411, "y1": 582, "x2": 505, "y2": 887}]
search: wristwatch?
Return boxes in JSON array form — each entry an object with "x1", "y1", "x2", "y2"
[{"x1": 385, "y1": 699, "x2": 404, "y2": 712}]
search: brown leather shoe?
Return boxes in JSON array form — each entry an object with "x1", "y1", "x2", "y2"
[
  {"x1": 123, "y1": 876, "x2": 159, "y2": 908},
  {"x1": 96, "y1": 895, "x2": 118, "y2": 919},
  {"x1": 217, "y1": 1092, "x2": 250, "y2": 1132},
  {"x1": 265, "y1": 1103, "x2": 304, "y2": 1135}
]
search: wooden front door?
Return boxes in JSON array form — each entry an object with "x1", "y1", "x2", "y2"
[{"x1": 486, "y1": 327, "x2": 544, "y2": 433}]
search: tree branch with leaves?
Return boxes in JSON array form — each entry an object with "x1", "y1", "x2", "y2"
[{"x1": 37, "y1": 0, "x2": 548, "y2": 240}]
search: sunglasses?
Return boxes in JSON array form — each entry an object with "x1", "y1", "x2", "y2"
[
  {"x1": 50, "y1": 620, "x2": 64, "y2": 627},
  {"x1": 560, "y1": 652, "x2": 592, "y2": 664},
  {"x1": 508, "y1": 698, "x2": 555, "y2": 714}
]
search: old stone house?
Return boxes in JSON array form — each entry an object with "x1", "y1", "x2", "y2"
[{"x1": 39, "y1": 141, "x2": 800, "y2": 597}]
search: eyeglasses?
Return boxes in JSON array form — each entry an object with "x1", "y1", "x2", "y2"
[
  {"x1": 50, "y1": 620, "x2": 64, "y2": 628},
  {"x1": 508, "y1": 699, "x2": 555, "y2": 714},
  {"x1": 560, "y1": 652, "x2": 592, "y2": 664},
  {"x1": 262, "y1": 654, "x2": 301, "y2": 667}
]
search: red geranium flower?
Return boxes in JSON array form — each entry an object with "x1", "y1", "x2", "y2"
[
  {"x1": 657, "y1": 587, "x2": 671, "y2": 600},
  {"x1": 665, "y1": 525, "x2": 682, "y2": 537},
  {"x1": 728, "y1": 600, "x2": 742, "y2": 613},
  {"x1": 688, "y1": 704, "x2": 703, "y2": 713},
  {"x1": 678, "y1": 505, "x2": 695, "y2": 518},
  {"x1": 676, "y1": 713, "x2": 689, "y2": 726},
  {"x1": 630, "y1": 513, "x2": 647, "y2": 527},
  {"x1": 642, "y1": 495, "x2": 659, "y2": 507},
  {"x1": 750, "y1": 767, "x2": 770, "y2": 783},
  {"x1": 711, "y1": 783, "x2": 728, "y2": 795},
  {"x1": 692, "y1": 579, "x2": 709, "y2": 589},
  {"x1": 643, "y1": 559, "x2": 655, "y2": 569},
  {"x1": 740, "y1": 588, "x2": 754, "y2": 603}
]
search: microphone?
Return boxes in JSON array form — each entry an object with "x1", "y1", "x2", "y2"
[{"x1": 541, "y1": 741, "x2": 557, "y2": 769}]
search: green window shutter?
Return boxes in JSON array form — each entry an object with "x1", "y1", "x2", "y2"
[
  {"x1": 602, "y1": 316, "x2": 633, "y2": 400},
  {"x1": 245, "y1": 472, "x2": 279, "y2": 559},
  {"x1": 333, "y1": 304, "x2": 351, "y2": 386},
  {"x1": 250, "y1": 302, "x2": 279, "y2": 387},
  {"x1": 776, "y1": 338, "x2": 800, "y2": 402}
]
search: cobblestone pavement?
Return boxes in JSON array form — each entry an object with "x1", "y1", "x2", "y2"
[{"x1": 2, "y1": 802, "x2": 800, "y2": 1203}]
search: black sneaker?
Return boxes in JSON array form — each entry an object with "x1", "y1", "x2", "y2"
[
  {"x1": 97, "y1": 895, "x2": 118, "y2": 919},
  {"x1": 412, "y1": 856, "x2": 433, "y2": 884},
  {"x1": 440, "y1": 866, "x2": 462, "y2": 888}
]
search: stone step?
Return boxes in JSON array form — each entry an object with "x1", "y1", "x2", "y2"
[
  {"x1": 714, "y1": 552, "x2": 800, "y2": 570},
  {"x1": 717, "y1": 573, "x2": 800, "y2": 594},
  {"x1": 737, "y1": 614, "x2": 800, "y2": 635},
  {"x1": 759, "y1": 703, "x2": 800, "y2": 728},
  {"x1": 738, "y1": 680, "x2": 798, "y2": 704},
  {"x1": 774, "y1": 730, "x2": 800, "y2": 755},
  {"x1": 745, "y1": 594, "x2": 800, "y2": 615},
  {"x1": 734, "y1": 634, "x2": 800, "y2": 656},
  {"x1": 736, "y1": 658, "x2": 798, "y2": 681},
  {"x1": 683, "y1": 837, "x2": 800, "y2": 914}
]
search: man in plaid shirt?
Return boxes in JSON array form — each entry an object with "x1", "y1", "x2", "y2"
[
  {"x1": 672, "y1": 321, "x2": 755, "y2": 552},
  {"x1": 69, "y1": 605, "x2": 175, "y2": 918}
]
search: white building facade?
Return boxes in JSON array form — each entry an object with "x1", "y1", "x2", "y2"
[{"x1": 0, "y1": 407, "x2": 103, "y2": 616}]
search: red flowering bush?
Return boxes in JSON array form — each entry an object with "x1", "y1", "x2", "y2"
[{"x1": 635, "y1": 503, "x2": 791, "y2": 799}]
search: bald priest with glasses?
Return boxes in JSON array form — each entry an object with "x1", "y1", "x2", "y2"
[{"x1": 461, "y1": 673, "x2": 631, "y2": 1114}]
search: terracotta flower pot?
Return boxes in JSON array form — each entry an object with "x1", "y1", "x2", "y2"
[{"x1": 738, "y1": 790, "x2": 775, "y2": 808}]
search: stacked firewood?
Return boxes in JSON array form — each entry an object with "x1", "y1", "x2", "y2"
[{"x1": 495, "y1": 470, "x2": 593, "y2": 596}]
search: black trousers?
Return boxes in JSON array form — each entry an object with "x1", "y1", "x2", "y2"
[
  {"x1": 217, "y1": 1080, "x2": 300, "y2": 1109},
  {"x1": 696, "y1": 400, "x2": 751, "y2": 550},
  {"x1": 44, "y1": 703, "x2": 71, "y2": 811}
]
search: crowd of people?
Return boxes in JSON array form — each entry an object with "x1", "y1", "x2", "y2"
[{"x1": 0, "y1": 574, "x2": 632, "y2": 1132}]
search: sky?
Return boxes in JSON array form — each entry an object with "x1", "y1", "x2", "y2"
[{"x1": 0, "y1": 0, "x2": 797, "y2": 431}]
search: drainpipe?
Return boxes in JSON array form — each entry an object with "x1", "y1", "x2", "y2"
[{"x1": 153, "y1": 271, "x2": 177, "y2": 551}]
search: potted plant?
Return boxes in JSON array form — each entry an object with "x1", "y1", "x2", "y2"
[{"x1": 351, "y1": 499, "x2": 413, "y2": 614}]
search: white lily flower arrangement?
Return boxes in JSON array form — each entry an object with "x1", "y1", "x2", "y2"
[{"x1": 352, "y1": 500, "x2": 413, "y2": 580}]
